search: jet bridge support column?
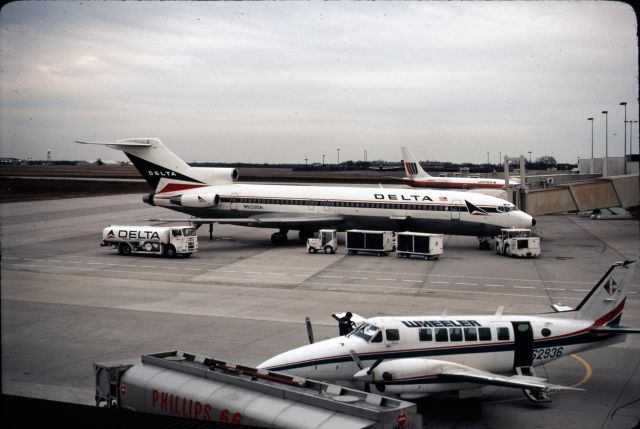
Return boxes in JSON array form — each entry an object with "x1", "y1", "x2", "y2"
[{"x1": 503, "y1": 155, "x2": 526, "y2": 207}]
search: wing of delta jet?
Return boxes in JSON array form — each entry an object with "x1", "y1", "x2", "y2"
[{"x1": 149, "y1": 213, "x2": 344, "y2": 228}]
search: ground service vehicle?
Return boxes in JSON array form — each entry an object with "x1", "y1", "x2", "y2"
[
  {"x1": 346, "y1": 230, "x2": 395, "y2": 256},
  {"x1": 495, "y1": 228, "x2": 540, "y2": 257},
  {"x1": 307, "y1": 229, "x2": 338, "y2": 254},
  {"x1": 94, "y1": 350, "x2": 420, "y2": 429},
  {"x1": 102, "y1": 225, "x2": 198, "y2": 257},
  {"x1": 396, "y1": 232, "x2": 444, "y2": 260}
]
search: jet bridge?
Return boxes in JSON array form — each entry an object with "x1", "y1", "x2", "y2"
[
  {"x1": 95, "y1": 350, "x2": 419, "y2": 429},
  {"x1": 520, "y1": 174, "x2": 639, "y2": 216}
]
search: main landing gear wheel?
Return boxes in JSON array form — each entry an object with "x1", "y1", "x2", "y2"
[{"x1": 271, "y1": 230, "x2": 289, "y2": 245}]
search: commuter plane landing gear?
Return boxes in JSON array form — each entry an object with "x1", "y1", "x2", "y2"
[
  {"x1": 271, "y1": 229, "x2": 289, "y2": 245},
  {"x1": 477, "y1": 237, "x2": 492, "y2": 250}
]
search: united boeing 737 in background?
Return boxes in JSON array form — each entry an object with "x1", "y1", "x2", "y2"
[
  {"x1": 76, "y1": 138, "x2": 534, "y2": 246},
  {"x1": 401, "y1": 146, "x2": 520, "y2": 190}
]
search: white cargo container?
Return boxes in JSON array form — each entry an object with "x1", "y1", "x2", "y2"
[
  {"x1": 94, "y1": 350, "x2": 420, "y2": 429},
  {"x1": 346, "y1": 230, "x2": 395, "y2": 256},
  {"x1": 396, "y1": 232, "x2": 443, "y2": 260},
  {"x1": 495, "y1": 228, "x2": 540, "y2": 257},
  {"x1": 306, "y1": 229, "x2": 337, "y2": 254},
  {"x1": 101, "y1": 225, "x2": 198, "y2": 257}
]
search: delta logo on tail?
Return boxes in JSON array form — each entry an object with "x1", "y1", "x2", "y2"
[
  {"x1": 125, "y1": 153, "x2": 207, "y2": 193},
  {"x1": 465, "y1": 200, "x2": 488, "y2": 216}
]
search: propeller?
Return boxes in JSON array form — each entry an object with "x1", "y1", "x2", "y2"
[
  {"x1": 350, "y1": 350, "x2": 385, "y2": 392},
  {"x1": 305, "y1": 317, "x2": 314, "y2": 344}
]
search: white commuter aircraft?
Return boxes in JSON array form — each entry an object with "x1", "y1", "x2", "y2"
[
  {"x1": 259, "y1": 261, "x2": 638, "y2": 403},
  {"x1": 401, "y1": 146, "x2": 520, "y2": 190},
  {"x1": 75, "y1": 138, "x2": 534, "y2": 245}
]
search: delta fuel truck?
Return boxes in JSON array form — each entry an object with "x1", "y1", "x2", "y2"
[{"x1": 101, "y1": 225, "x2": 198, "y2": 257}]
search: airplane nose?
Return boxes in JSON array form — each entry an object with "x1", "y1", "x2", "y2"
[{"x1": 532, "y1": 217, "x2": 536, "y2": 226}]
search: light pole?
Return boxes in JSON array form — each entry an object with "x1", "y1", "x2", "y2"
[
  {"x1": 364, "y1": 149, "x2": 367, "y2": 162},
  {"x1": 588, "y1": 118, "x2": 594, "y2": 174},
  {"x1": 632, "y1": 120, "x2": 639, "y2": 157},
  {"x1": 337, "y1": 148, "x2": 340, "y2": 166},
  {"x1": 602, "y1": 110, "x2": 608, "y2": 176},
  {"x1": 620, "y1": 102, "x2": 627, "y2": 173},
  {"x1": 528, "y1": 151, "x2": 532, "y2": 163},
  {"x1": 305, "y1": 157, "x2": 308, "y2": 166},
  {"x1": 499, "y1": 151, "x2": 501, "y2": 165},
  {"x1": 322, "y1": 154, "x2": 325, "y2": 166}
]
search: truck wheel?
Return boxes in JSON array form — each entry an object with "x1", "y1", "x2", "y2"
[
  {"x1": 165, "y1": 245, "x2": 177, "y2": 258},
  {"x1": 119, "y1": 243, "x2": 132, "y2": 256},
  {"x1": 143, "y1": 242, "x2": 153, "y2": 252},
  {"x1": 505, "y1": 245, "x2": 511, "y2": 257},
  {"x1": 496, "y1": 245, "x2": 501, "y2": 254},
  {"x1": 324, "y1": 246, "x2": 333, "y2": 254},
  {"x1": 309, "y1": 248, "x2": 317, "y2": 254}
]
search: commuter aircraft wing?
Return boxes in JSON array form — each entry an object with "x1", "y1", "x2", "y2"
[
  {"x1": 76, "y1": 138, "x2": 534, "y2": 245},
  {"x1": 259, "y1": 261, "x2": 637, "y2": 402},
  {"x1": 401, "y1": 146, "x2": 519, "y2": 190}
]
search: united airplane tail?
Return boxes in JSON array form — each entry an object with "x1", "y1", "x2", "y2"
[
  {"x1": 550, "y1": 260, "x2": 636, "y2": 327},
  {"x1": 75, "y1": 138, "x2": 238, "y2": 194},
  {"x1": 401, "y1": 146, "x2": 431, "y2": 179}
]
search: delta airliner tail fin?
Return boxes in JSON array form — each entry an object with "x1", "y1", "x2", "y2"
[
  {"x1": 550, "y1": 260, "x2": 636, "y2": 326},
  {"x1": 76, "y1": 138, "x2": 238, "y2": 194},
  {"x1": 401, "y1": 146, "x2": 431, "y2": 179}
]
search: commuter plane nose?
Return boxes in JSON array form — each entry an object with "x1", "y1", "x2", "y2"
[{"x1": 532, "y1": 217, "x2": 537, "y2": 226}]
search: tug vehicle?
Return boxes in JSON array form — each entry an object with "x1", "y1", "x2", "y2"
[
  {"x1": 495, "y1": 228, "x2": 540, "y2": 257},
  {"x1": 306, "y1": 229, "x2": 338, "y2": 254}
]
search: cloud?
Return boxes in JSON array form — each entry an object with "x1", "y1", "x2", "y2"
[{"x1": 1, "y1": 1, "x2": 637, "y2": 163}]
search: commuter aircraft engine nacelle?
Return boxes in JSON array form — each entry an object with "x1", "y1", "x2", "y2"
[
  {"x1": 401, "y1": 146, "x2": 520, "y2": 190},
  {"x1": 75, "y1": 138, "x2": 534, "y2": 245},
  {"x1": 258, "y1": 261, "x2": 638, "y2": 403}
]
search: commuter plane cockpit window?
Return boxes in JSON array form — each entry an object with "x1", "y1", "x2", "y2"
[{"x1": 351, "y1": 323, "x2": 381, "y2": 343}]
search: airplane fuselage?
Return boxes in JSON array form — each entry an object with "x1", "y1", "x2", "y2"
[
  {"x1": 146, "y1": 183, "x2": 534, "y2": 237},
  {"x1": 258, "y1": 313, "x2": 624, "y2": 395}
]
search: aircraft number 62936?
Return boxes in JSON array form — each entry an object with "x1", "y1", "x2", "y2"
[{"x1": 532, "y1": 346, "x2": 563, "y2": 360}]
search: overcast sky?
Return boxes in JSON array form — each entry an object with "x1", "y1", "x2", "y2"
[{"x1": 1, "y1": 1, "x2": 637, "y2": 164}]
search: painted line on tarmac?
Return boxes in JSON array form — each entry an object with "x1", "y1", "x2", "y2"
[{"x1": 570, "y1": 354, "x2": 593, "y2": 388}]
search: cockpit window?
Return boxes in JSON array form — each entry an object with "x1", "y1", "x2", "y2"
[
  {"x1": 351, "y1": 323, "x2": 381, "y2": 343},
  {"x1": 497, "y1": 204, "x2": 519, "y2": 213}
]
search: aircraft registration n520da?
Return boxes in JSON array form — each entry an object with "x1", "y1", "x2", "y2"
[{"x1": 76, "y1": 138, "x2": 534, "y2": 245}]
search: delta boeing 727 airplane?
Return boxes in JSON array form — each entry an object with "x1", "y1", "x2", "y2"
[
  {"x1": 259, "y1": 261, "x2": 637, "y2": 404},
  {"x1": 76, "y1": 138, "x2": 534, "y2": 246}
]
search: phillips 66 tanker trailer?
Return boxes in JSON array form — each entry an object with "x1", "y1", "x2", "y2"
[
  {"x1": 101, "y1": 225, "x2": 198, "y2": 257},
  {"x1": 94, "y1": 350, "x2": 420, "y2": 429}
]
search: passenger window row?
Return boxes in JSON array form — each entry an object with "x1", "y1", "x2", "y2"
[
  {"x1": 418, "y1": 326, "x2": 511, "y2": 342},
  {"x1": 220, "y1": 196, "x2": 472, "y2": 212}
]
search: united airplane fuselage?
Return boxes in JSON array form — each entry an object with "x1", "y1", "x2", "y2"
[{"x1": 146, "y1": 183, "x2": 534, "y2": 237}]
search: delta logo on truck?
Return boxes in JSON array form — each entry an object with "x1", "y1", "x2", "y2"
[
  {"x1": 106, "y1": 229, "x2": 162, "y2": 241},
  {"x1": 102, "y1": 225, "x2": 198, "y2": 258}
]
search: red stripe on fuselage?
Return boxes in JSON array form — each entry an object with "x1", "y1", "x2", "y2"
[
  {"x1": 410, "y1": 180, "x2": 504, "y2": 189},
  {"x1": 157, "y1": 183, "x2": 209, "y2": 194}
]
